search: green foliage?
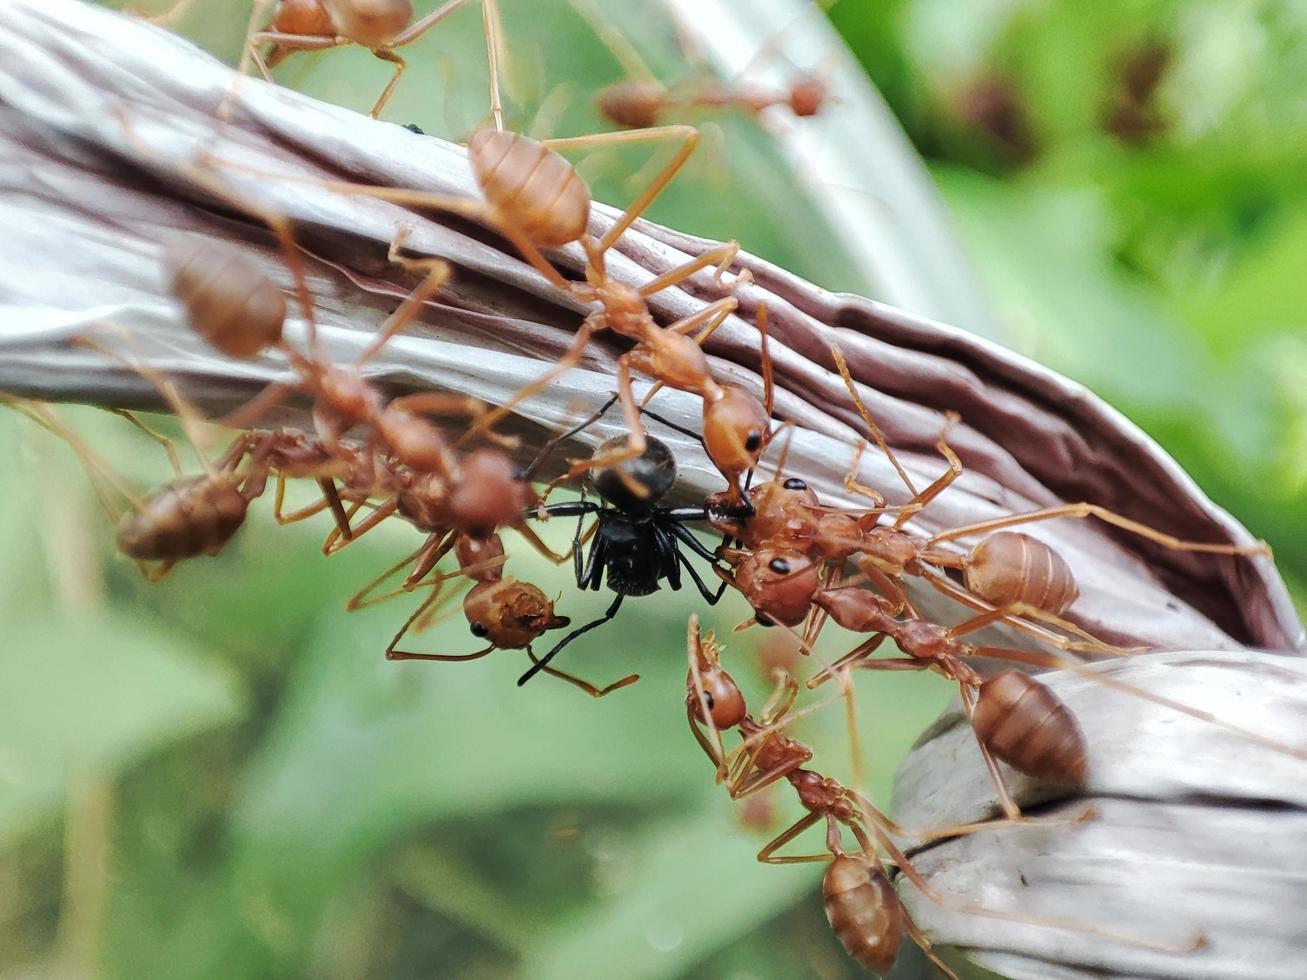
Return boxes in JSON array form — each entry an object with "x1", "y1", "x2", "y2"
[{"x1": 6, "y1": 1, "x2": 1303, "y2": 977}]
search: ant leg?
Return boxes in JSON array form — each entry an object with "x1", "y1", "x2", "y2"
[
  {"x1": 386, "y1": 589, "x2": 490, "y2": 661},
  {"x1": 523, "y1": 647, "x2": 639, "y2": 698},
  {"x1": 521, "y1": 393, "x2": 619, "y2": 484},
  {"x1": 900, "y1": 913, "x2": 963, "y2": 980},
  {"x1": 943, "y1": 597, "x2": 1142, "y2": 656},
  {"x1": 109, "y1": 409, "x2": 184, "y2": 477},
  {"x1": 462, "y1": 318, "x2": 600, "y2": 445},
  {"x1": 918, "y1": 568, "x2": 1132, "y2": 654},
  {"x1": 957, "y1": 681, "x2": 1023, "y2": 820},
  {"x1": 356, "y1": 238, "x2": 452, "y2": 365},
  {"x1": 637, "y1": 243, "x2": 743, "y2": 298},
  {"x1": 675, "y1": 549, "x2": 726, "y2": 605},
  {"x1": 756, "y1": 811, "x2": 829, "y2": 864},
  {"x1": 927, "y1": 504, "x2": 1271, "y2": 557},
  {"x1": 366, "y1": 49, "x2": 407, "y2": 119},
  {"x1": 804, "y1": 633, "x2": 894, "y2": 689},
  {"x1": 403, "y1": 530, "x2": 461, "y2": 589},
  {"x1": 542, "y1": 125, "x2": 700, "y2": 253},
  {"x1": 517, "y1": 592, "x2": 624, "y2": 686},
  {"x1": 347, "y1": 542, "x2": 430, "y2": 611},
  {"x1": 976, "y1": 645, "x2": 1307, "y2": 763},
  {"x1": 891, "y1": 413, "x2": 962, "y2": 531},
  {"x1": 9, "y1": 400, "x2": 142, "y2": 521},
  {"x1": 380, "y1": 0, "x2": 500, "y2": 129},
  {"x1": 511, "y1": 521, "x2": 571, "y2": 565},
  {"x1": 870, "y1": 819, "x2": 1205, "y2": 954},
  {"x1": 323, "y1": 498, "x2": 401, "y2": 555},
  {"x1": 271, "y1": 472, "x2": 333, "y2": 524},
  {"x1": 831, "y1": 342, "x2": 917, "y2": 500}
]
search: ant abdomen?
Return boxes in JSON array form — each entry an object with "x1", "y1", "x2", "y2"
[
  {"x1": 468, "y1": 130, "x2": 591, "y2": 248},
  {"x1": 595, "y1": 80, "x2": 664, "y2": 129},
  {"x1": 270, "y1": 0, "x2": 334, "y2": 37},
  {"x1": 325, "y1": 0, "x2": 412, "y2": 49},
  {"x1": 823, "y1": 854, "x2": 904, "y2": 976},
  {"x1": 971, "y1": 669, "x2": 1088, "y2": 784},
  {"x1": 965, "y1": 530, "x2": 1079, "y2": 614},
  {"x1": 116, "y1": 476, "x2": 250, "y2": 561},
  {"x1": 164, "y1": 239, "x2": 286, "y2": 359}
]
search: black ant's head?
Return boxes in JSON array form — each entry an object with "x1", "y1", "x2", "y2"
[{"x1": 589, "y1": 435, "x2": 677, "y2": 510}]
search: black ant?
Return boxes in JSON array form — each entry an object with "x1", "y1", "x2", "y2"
[{"x1": 516, "y1": 421, "x2": 729, "y2": 690}]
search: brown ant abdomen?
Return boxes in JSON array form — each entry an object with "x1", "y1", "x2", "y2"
[
  {"x1": 823, "y1": 854, "x2": 904, "y2": 976},
  {"x1": 271, "y1": 0, "x2": 335, "y2": 37},
  {"x1": 322, "y1": 0, "x2": 411, "y2": 48},
  {"x1": 971, "y1": 669, "x2": 1088, "y2": 784},
  {"x1": 116, "y1": 476, "x2": 250, "y2": 561},
  {"x1": 596, "y1": 80, "x2": 664, "y2": 129},
  {"x1": 164, "y1": 240, "x2": 286, "y2": 359},
  {"x1": 964, "y1": 530, "x2": 1079, "y2": 614},
  {"x1": 468, "y1": 130, "x2": 591, "y2": 248}
]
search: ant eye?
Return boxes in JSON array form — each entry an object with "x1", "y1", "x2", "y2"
[
  {"x1": 783, "y1": 478, "x2": 807, "y2": 490},
  {"x1": 745, "y1": 432, "x2": 763, "y2": 452},
  {"x1": 768, "y1": 557, "x2": 791, "y2": 575},
  {"x1": 470, "y1": 622, "x2": 489, "y2": 637},
  {"x1": 510, "y1": 464, "x2": 527, "y2": 482},
  {"x1": 702, "y1": 692, "x2": 715, "y2": 709}
]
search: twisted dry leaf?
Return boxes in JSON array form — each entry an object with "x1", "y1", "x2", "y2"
[
  {"x1": 0, "y1": 0, "x2": 1296, "y2": 658},
  {"x1": 893, "y1": 649, "x2": 1307, "y2": 979}
]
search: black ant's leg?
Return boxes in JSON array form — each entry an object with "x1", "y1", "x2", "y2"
[
  {"x1": 676, "y1": 546, "x2": 729, "y2": 605},
  {"x1": 517, "y1": 593, "x2": 625, "y2": 687},
  {"x1": 662, "y1": 516, "x2": 719, "y2": 563},
  {"x1": 639, "y1": 407, "x2": 705, "y2": 445},
  {"x1": 652, "y1": 524, "x2": 683, "y2": 590},
  {"x1": 581, "y1": 532, "x2": 608, "y2": 591},
  {"x1": 528, "y1": 501, "x2": 603, "y2": 518},
  {"x1": 663, "y1": 521, "x2": 729, "y2": 603},
  {"x1": 522, "y1": 393, "x2": 620, "y2": 482}
]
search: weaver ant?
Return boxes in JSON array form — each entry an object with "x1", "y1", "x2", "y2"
[
  {"x1": 805, "y1": 583, "x2": 1307, "y2": 817},
  {"x1": 570, "y1": 0, "x2": 832, "y2": 130},
  {"x1": 683, "y1": 616, "x2": 1203, "y2": 977},
  {"x1": 246, "y1": 0, "x2": 504, "y2": 121}
]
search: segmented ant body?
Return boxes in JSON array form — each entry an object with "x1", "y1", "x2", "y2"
[
  {"x1": 683, "y1": 617, "x2": 1200, "y2": 976},
  {"x1": 809, "y1": 587, "x2": 1089, "y2": 806},
  {"x1": 516, "y1": 433, "x2": 726, "y2": 689},
  {"x1": 371, "y1": 523, "x2": 640, "y2": 699},
  {"x1": 249, "y1": 0, "x2": 501, "y2": 120},
  {"x1": 596, "y1": 73, "x2": 830, "y2": 130}
]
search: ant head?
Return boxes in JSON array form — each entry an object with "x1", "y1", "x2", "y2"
[
  {"x1": 686, "y1": 616, "x2": 748, "y2": 729},
  {"x1": 589, "y1": 435, "x2": 676, "y2": 509},
  {"x1": 703, "y1": 387, "x2": 771, "y2": 485},
  {"x1": 464, "y1": 580, "x2": 569, "y2": 649},
  {"x1": 733, "y1": 546, "x2": 820, "y2": 628}
]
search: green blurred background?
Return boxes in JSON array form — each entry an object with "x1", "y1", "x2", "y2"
[{"x1": 3, "y1": 1, "x2": 1304, "y2": 977}]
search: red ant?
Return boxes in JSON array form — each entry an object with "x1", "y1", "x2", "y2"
[
  {"x1": 359, "y1": 526, "x2": 639, "y2": 699},
  {"x1": 246, "y1": 0, "x2": 504, "y2": 121},
  {"x1": 683, "y1": 616, "x2": 1198, "y2": 977},
  {"x1": 210, "y1": 106, "x2": 773, "y2": 503},
  {"x1": 570, "y1": 0, "x2": 832, "y2": 130}
]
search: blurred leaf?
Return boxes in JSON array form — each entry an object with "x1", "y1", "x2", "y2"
[{"x1": 0, "y1": 612, "x2": 243, "y2": 841}]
